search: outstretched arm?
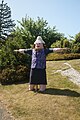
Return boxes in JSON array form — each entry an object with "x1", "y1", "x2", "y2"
[
  {"x1": 53, "y1": 48, "x2": 64, "y2": 52},
  {"x1": 14, "y1": 48, "x2": 32, "y2": 55},
  {"x1": 14, "y1": 49, "x2": 26, "y2": 54},
  {"x1": 48, "y1": 48, "x2": 69, "y2": 53},
  {"x1": 49, "y1": 48, "x2": 64, "y2": 51},
  {"x1": 53, "y1": 48, "x2": 70, "y2": 53}
]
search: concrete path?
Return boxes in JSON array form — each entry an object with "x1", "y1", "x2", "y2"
[{"x1": 55, "y1": 62, "x2": 80, "y2": 86}]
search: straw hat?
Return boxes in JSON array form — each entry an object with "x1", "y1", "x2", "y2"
[{"x1": 34, "y1": 36, "x2": 45, "y2": 44}]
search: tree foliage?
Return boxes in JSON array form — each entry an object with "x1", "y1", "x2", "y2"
[
  {"x1": 70, "y1": 32, "x2": 80, "y2": 53},
  {"x1": 15, "y1": 15, "x2": 63, "y2": 48},
  {"x1": 75, "y1": 32, "x2": 80, "y2": 43},
  {"x1": 0, "y1": 0, "x2": 15, "y2": 40}
]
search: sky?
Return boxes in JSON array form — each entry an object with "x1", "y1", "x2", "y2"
[{"x1": 2, "y1": 0, "x2": 80, "y2": 38}]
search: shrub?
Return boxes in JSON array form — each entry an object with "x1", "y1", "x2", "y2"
[
  {"x1": 0, "y1": 65, "x2": 30, "y2": 85},
  {"x1": 46, "y1": 53, "x2": 80, "y2": 61},
  {"x1": 0, "y1": 44, "x2": 31, "y2": 85}
]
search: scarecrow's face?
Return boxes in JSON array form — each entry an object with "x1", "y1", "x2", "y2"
[{"x1": 35, "y1": 43, "x2": 44, "y2": 50}]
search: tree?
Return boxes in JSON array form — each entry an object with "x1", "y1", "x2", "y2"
[
  {"x1": 0, "y1": 0, "x2": 15, "y2": 40},
  {"x1": 75, "y1": 32, "x2": 80, "y2": 43},
  {"x1": 15, "y1": 15, "x2": 63, "y2": 48}
]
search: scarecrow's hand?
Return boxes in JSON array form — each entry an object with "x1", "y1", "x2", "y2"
[
  {"x1": 14, "y1": 50, "x2": 19, "y2": 52},
  {"x1": 53, "y1": 48, "x2": 61, "y2": 52},
  {"x1": 14, "y1": 49, "x2": 25, "y2": 54}
]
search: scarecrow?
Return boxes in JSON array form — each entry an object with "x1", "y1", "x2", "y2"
[{"x1": 14, "y1": 36, "x2": 63, "y2": 92}]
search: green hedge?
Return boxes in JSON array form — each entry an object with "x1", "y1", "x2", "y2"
[
  {"x1": 0, "y1": 65, "x2": 30, "y2": 85},
  {"x1": 46, "y1": 53, "x2": 80, "y2": 61}
]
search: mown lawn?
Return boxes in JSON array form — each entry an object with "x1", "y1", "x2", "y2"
[{"x1": 0, "y1": 59, "x2": 80, "y2": 120}]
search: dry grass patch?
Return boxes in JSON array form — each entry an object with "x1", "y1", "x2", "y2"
[{"x1": 67, "y1": 59, "x2": 80, "y2": 72}]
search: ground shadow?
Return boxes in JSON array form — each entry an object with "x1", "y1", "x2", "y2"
[{"x1": 39, "y1": 88, "x2": 80, "y2": 97}]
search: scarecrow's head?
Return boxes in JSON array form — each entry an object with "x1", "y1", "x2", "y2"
[{"x1": 34, "y1": 36, "x2": 45, "y2": 50}]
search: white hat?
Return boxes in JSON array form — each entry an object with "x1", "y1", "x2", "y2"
[{"x1": 34, "y1": 36, "x2": 45, "y2": 44}]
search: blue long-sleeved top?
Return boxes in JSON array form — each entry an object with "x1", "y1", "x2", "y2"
[{"x1": 24, "y1": 48, "x2": 53, "y2": 69}]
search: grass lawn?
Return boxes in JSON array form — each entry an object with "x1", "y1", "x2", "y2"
[{"x1": 0, "y1": 59, "x2": 80, "y2": 120}]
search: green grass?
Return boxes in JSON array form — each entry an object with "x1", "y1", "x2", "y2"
[{"x1": 0, "y1": 59, "x2": 80, "y2": 120}]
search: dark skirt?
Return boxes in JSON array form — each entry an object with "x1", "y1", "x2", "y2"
[{"x1": 29, "y1": 68, "x2": 47, "y2": 85}]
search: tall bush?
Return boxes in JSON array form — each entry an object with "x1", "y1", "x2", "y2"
[{"x1": 0, "y1": 37, "x2": 31, "y2": 84}]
